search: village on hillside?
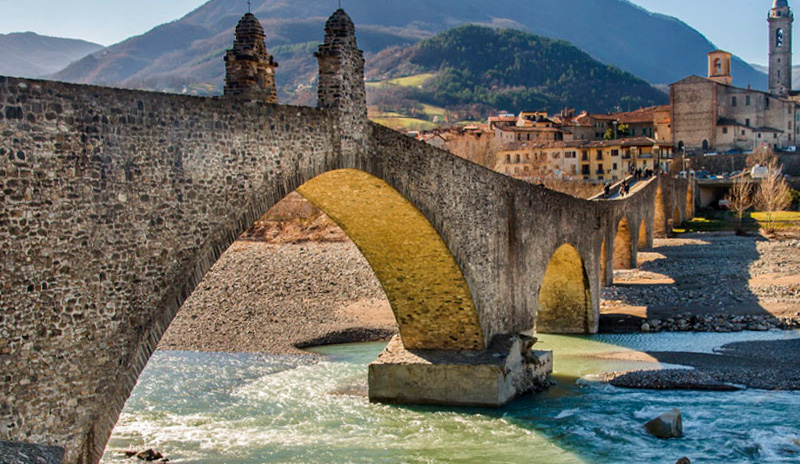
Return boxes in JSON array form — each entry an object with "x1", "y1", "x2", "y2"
[{"x1": 406, "y1": 46, "x2": 800, "y2": 192}]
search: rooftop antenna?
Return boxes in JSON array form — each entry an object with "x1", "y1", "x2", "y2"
[
  {"x1": 339, "y1": 0, "x2": 342, "y2": 8},
  {"x1": 247, "y1": 0, "x2": 251, "y2": 13}
]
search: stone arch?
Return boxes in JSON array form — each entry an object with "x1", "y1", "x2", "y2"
[
  {"x1": 614, "y1": 217, "x2": 633, "y2": 270},
  {"x1": 536, "y1": 243, "x2": 592, "y2": 333},
  {"x1": 654, "y1": 185, "x2": 667, "y2": 237},
  {"x1": 97, "y1": 168, "x2": 487, "y2": 464},
  {"x1": 600, "y1": 240, "x2": 607, "y2": 286},
  {"x1": 638, "y1": 218, "x2": 648, "y2": 249},
  {"x1": 672, "y1": 205, "x2": 682, "y2": 228},
  {"x1": 296, "y1": 169, "x2": 483, "y2": 350}
]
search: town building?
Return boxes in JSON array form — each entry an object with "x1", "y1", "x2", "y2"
[
  {"x1": 671, "y1": 0, "x2": 799, "y2": 154},
  {"x1": 494, "y1": 137, "x2": 673, "y2": 184}
]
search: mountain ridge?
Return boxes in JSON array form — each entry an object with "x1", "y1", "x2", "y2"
[
  {"x1": 0, "y1": 32, "x2": 104, "y2": 78},
  {"x1": 49, "y1": 0, "x2": 767, "y2": 101}
]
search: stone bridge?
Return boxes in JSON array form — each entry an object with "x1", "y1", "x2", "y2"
[{"x1": 0, "y1": 9, "x2": 691, "y2": 464}]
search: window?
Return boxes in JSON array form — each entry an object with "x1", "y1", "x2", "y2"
[
  {"x1": 732, "y1": 96, "x2": 737, "y2": 107},
  {"x1": 746, "y1": 118, "x2": 751, "y2": 127},
  {"x1": 758, "y1": 133, "x2": 762, "y2": 139},
  {"x1": 506, "y1": 154, "x2": 511, "y2": 162},
  {"x1": 596, "y1": 150, "x2": 604, "y2": 160},
  {"x1": 582, "y1": 165, "x2": 590, "y2": 175},
  {"x1": 774, "y1": 133, "x2": 778, "y2": 139},
  {"x1": 516, "y1": 154, "x2": 521, "y2": 163},
  {"x1": 746, "y1": 95, "x2": 751, "y2": 106},
  {"x1": 742, "y1": 130, "x2": 746, "y2": 136},
  {"x1": 613, "y1": 163, "x2": 618, "y2": 170},
  {"x1": 582, "y1": 151, "x2": 589, "y2": 161},
  {"x1": 723, "y1": 127, "x2": 728, "y2": 134},
  {"x1": 778, "y1": 28, "x2": 785, "y2": 47},
  {"x1": 766, "y1": 97, "x2": 770, "y2": 109},
  {"x1": 611, "y1": 149, "x2": 619, "y2": 156}
]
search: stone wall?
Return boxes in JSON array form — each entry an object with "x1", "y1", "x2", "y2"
[
  {"x1": 0, "y1": 76, "x2": 345, "y2": 463},
  {"x1": 671, "y1": 76, "x2": 718, "y2": 151}
]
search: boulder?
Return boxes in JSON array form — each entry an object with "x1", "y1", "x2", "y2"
[
  {"x1": 644, "y1": 409, "x2": 683, "y2": 439},
  {"x1": 676, "y1": 458, "x2": 691, "y2": 464},
  {"x1": 136, "y1": 449, "x2": 164, "y2": 461}
]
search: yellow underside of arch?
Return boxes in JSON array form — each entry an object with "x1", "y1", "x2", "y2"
[
  {"x1": 297, "y1": 169, "x2": 484, "y2": 351},
  {"x1": 537, "y1": 244, "x2": 590, "y2": 334}
]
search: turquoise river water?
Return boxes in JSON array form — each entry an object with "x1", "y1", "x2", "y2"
[{"x1": 101, "y1": 331, "x2": 800, "y2": 464}]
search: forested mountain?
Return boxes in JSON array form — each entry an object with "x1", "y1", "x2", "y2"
[
  {"x1": 51, "y1": 0, "x2": 767, "y2": 102},
  {"x1": 368, "y1": 26, "x2": 667, "y2": 115},
  {"x1": 0, "y1": 32, "x2": 103, "y2": 78}
]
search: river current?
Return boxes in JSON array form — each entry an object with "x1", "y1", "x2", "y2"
[{"x1": 101, "y1": 331, "x2": 800, "y2": 463}]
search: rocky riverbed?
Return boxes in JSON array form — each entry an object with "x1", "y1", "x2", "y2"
[
  {"x1": 602, "y1": 233, "x2": 800, "y2": 332},
  {"x1": 158, "y1": 241, "x2": 396, "y2": 355}
]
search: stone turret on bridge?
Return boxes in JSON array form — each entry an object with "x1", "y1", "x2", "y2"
[
  {"x1": 224, "y1": 12, "x2": 278, "y2": 102},
  {"x1": 315, "y1": 9, "x2": 369, "y2": 155}
]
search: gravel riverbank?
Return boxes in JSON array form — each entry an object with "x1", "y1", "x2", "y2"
[
  {"x1": 158, "y1": 241, "x2": 396, "y2": 355},
  {"x1": 601, "y1": 232, "x2": 800, "y2": 332}
]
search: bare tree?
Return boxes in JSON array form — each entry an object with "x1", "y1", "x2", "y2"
[
  {"x1": 724, "y1": 175, "x2": 753, "y2": 234},
  {"x1": 746, "y1": 145, "x2": 778, "y2": 168},
  {"x1": 756, "y1": 159, "x2": 792, "y2": 234}
]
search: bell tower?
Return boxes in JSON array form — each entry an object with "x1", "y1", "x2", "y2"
[
  {"x1": 708, "y1": 50, "x2": 733, "y2": 85},
  {"x1": 769, "y1": 0, "x2": 794, "y2": 97}
]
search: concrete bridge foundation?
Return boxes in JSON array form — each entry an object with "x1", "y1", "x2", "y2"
[{"x1": 369, "y1": 335, "x2": 553, "y2": 407}]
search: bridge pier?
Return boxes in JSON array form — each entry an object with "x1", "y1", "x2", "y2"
[{"x1": 368, "y1": 335, "x2": 553, "y2": 407}]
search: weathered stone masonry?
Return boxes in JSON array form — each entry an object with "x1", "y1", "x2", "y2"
[{"x1": 0, "y1": 9, "x2": 690, "y2": 464}]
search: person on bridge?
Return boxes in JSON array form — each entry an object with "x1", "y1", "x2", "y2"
[{"x1": 604, "y1": 183, "x2": 611, "y2": 199}]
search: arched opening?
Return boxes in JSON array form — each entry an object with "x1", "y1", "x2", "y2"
[
  {"x1": 654, "y1": 186, "x2": 667, "y2": 237},
  {"x1": 673, "y1": 206, "x2": 682, "y2": 228},
  {"x1": 600, "y1": 240, "x2": 607, "y2": 287},
  {"x1": 295, "y1": 169, "x2": 484, "y2": 350},
  {"x1": 613, "y1": 217, "x2": 633, "y2": 270},
  {"x1": 537, "y1": 244, "x2": 591, "y2": 334},
  {"x1": 638, "y1": 219, "x2": 648, "y2": 249},
  {"x1": 101, "y1": 169, "x2": 487, "y2": 462},
  {"x1": 702, "y1": 140, "x2": 709, "y2": 151},
  {"x1": 714, "y1": 58, "x2": 722, "y2": 74}
]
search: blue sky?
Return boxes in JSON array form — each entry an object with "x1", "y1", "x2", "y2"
[{"x1": 0, "y1": 0, "x2": 789, "y2": 65}]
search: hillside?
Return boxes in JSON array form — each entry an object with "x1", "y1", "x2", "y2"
[
  {"x1": 367, "y1": 26, "x2": 666, "y2": 115},
  {"x1": 0, "y1": 32, "x2": 103, "y2": 78},
  {"x1": 52, "y1": 0, "x2": 767, "y2": 100}
]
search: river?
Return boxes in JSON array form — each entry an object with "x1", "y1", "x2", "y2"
[{"x1": 101, "y1": 330, "x2": 800, "y2": 463}]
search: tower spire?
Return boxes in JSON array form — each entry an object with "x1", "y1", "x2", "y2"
[{"x1": 769, "y1": 0, "x2": 794, "y2": 96}]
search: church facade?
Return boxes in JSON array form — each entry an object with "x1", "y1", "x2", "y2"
[{"x1": 671, "y1": 0, "x2": 799, "y2": 154}]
